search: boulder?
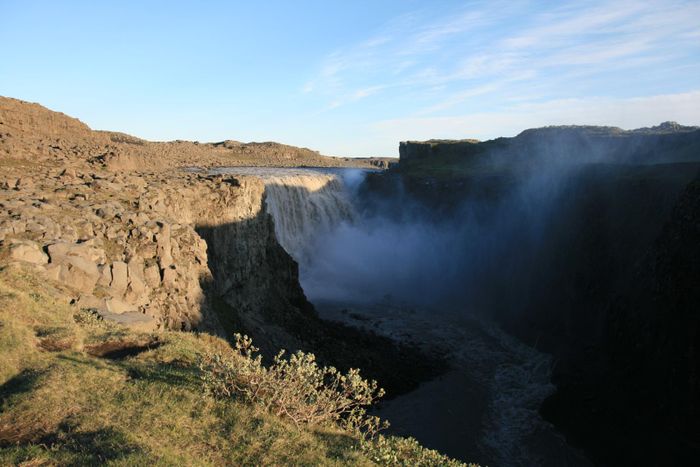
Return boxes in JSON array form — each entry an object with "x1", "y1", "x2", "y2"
[
  {"x1": 110, "y1": 261, "x2": 128, "y2": 295},
  {"x1": 59, "y1": 168, "x2": 77, "y2": 179},
  {"x1": 75, "y1": 294, "x2": 107, "y2": 311},
  {"x1": 127, "y1": 256, "x2": 145, "y2": 283},
  {"x1": 15, "y1": 177, "x2": 33, "y2": 190},
  {"x1": 162, "y1": 266, "x2": 178, "y2": 287},
  {"x1": 47, "y1": 261, "x2": 99, "y2": 293},
  {"x1": 98, "y1": 310, "x2": 158, "y2": 332},
  {"x1": 47, "y1": 241, "x2": 106, "y2": 264},
  {"x1": 126, "y1": 256, "x2": 148, "y2": 303},
  {"x1": 9, "y1": 240, "x2": 48, "y2": 264},
  {"x1": 105, "y1": 297, "x2": 137, "y2": 314},
  {"x1": 156, "y1": 224, "x2": 173, "y2": 269},
  {"x1": 143, "y1": 264, "x2": 161, "y2": 288},
  {"x1": 97, "y1": 264, "x2": 112, "y2": 287},
  {"x1": 58, "y1": 168, "x2": 78, "y2": 184}
]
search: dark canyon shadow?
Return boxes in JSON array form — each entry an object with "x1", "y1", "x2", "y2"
[{"x1": 342, "y1": 129, "x2": 700, "y2": 466}]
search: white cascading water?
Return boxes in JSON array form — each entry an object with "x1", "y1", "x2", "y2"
[
  {"x1": 263, "y1": 172, "x2": 355, "y2": 265},
  {"x1": 209, "y1": 167, "x2": 357, "y2": 266}
]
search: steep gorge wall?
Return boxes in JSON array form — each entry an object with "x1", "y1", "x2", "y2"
[
  {"x1": 148, "y1": 173, "x2": 316, "y2": 354},
  {"x1": 0, "y1": 167, "x2": 312, "y2": 351},
  {"x1": 1, "y1": 166, "x2": 441, "y2": 395},
  {"x1": 372, "y1": 127, "x2": 700, "y2": 463},
  {"x1": 541, "y1": 173, "x2": 700, "y2": 465}
]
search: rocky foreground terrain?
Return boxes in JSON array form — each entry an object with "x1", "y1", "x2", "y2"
[{"x1": 2, "y1": 168, "x2": 253, "y2": 334}]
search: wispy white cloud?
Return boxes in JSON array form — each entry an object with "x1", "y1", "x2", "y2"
[
  {"x1": 353, "y1": 85, "x2": 385, "y2": 99},
  {"x1": 407, "y1": 10, "x2": 488, "y2": 50},
  {"x1": 499, "y1": 1, "x2": 648, "y2": 49},
  {"x1": 417, "y1": 70, "x2": 537, "y2": 115},
  {"x1": 302, "y1": 0, "x2": 700, "y2": 116}
]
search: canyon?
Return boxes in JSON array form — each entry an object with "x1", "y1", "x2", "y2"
[
  {"x1": 2, "y1": 96, "x2": 699, "y2": 466},
  {"x1": 377, "y1": 131, "x2": 700, "y2": 465}
]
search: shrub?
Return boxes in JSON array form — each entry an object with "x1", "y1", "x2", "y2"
[
  {"x1": 199, "y1": 334, "x2": 389, "y2": 438},
  {"x1": 362, "y1": 435, "x2": 473, "y2": 466}
]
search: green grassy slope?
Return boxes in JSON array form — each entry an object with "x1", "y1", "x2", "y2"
[{"x1": 0, "y1": 265, "x2": 472, "y2": 466}]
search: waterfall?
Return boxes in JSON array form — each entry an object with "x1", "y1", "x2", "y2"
[
  {"x1": 263, "y1": 172, "x2": 356, "y2": 264},
  {"x1": 207, "y1": 166, "x2": 582, "y2": 466},
  {"x1": 209, "y1": 167, "x2": 359, "y2": 265}
]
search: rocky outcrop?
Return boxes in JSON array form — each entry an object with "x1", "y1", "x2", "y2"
[
  {"x1": 0, "y1": 166, "x2": 306, "y2": 336},
  {"x1": 1, "y1": 166, "x2": 321, "y2": 351},
  {"x1": 0, "y1": 169, "x2": 222, "y2": 332},
  {"x1": 134, "y1": 172, "x2": 316, "y2": 354},
  {"x1": 0, "y1": 96, "x2": 387, "y2": 171},
  {"x1": 540, "y1": 173, "x2": 700, "y2": 465},
  {"x1": 398, "y1": 123, "x2": 700, "y2": 171},
  {"x1": 8, "y1": 239, "x2": 49, "y2": 264},
  {"x1": 0, "y1": 93, "x2": 378, "y2": 339}
]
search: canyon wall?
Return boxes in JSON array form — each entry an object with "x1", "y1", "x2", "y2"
[
  {"x1": 398, "y1": 123, "x2": 700, "y2": 175},
  {"x1": 541, "y1": 171, "x2": 700, "y2": 465},
  {"x1": 0, "y1": 168, "x2": 308, "y2": 343},
  {"x1": 1, "y1": 164, "x2": 364, "y2": 365},
  {"x1": 1, "y1": 165, "x2": 439, "y2": 396},
  {"x1": 372, "y1": 126, "x2": 700, "y2": 464},
  {"x1": 398, "y1": 139, "x2": 483, "y2": 165}
]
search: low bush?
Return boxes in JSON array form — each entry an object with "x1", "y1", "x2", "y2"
[
  {"x1": 364, "y1": 435, "x2": 475, "y2": 467},
  {"x1": 199, "y1": 333, "x2": 389, "y2": 438}
]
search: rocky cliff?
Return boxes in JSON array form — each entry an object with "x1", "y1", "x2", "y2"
[
  {"x1": 541, "y1": 172, "x2": 700, "y2": 465},
  {"x1": 0, "y1": 95, "x2": 378, "y2": 341},
  {"x1": 398, "y1": 123, "x2": 700, "y2": 176},
  {"x1": 371, "y1": 124, "x2": 700, "y2": 464},
  {"x1": 0, "y1": 97, "x2": 440, "y2": 396},
  {"x1": 0, "y1": 168, "x2": 279, "y2": 335}
]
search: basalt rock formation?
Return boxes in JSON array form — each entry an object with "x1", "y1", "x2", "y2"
[
  {"x1": 541, "y1": 172, "x2": 700, "y2": 465},
  {"x1": 398, "y1": 123, "x2": 700, "y2": 172},
  {"x1": 0, "y1": 168, "x2": 282, "y2": 335},
  {"x1": 377, "y1": 126, "x2": 700, "y2": 465}
]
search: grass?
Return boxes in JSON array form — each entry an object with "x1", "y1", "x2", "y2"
[{"x1": 0, "y1": 264, "x2": 474, "y2": 466}]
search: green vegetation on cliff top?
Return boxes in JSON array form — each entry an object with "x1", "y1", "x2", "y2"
[{"x1": 0, "y1": 265, "x2": 473, "y2": 466}]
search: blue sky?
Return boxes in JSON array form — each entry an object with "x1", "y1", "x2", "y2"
[{"x1": 2, "y1": 0, "x2": 699, "y2": 157}]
